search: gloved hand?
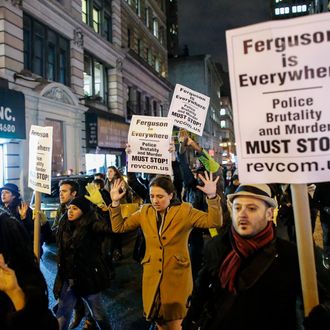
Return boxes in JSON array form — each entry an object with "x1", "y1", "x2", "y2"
[
  {"x1": 85, "y1": 183, "x2": 107, "y2": 209},
  {"x1": 199, "y1": 149, "x2": 220, "y2": 173},
  {"x1": 32, "y1": 209, "x2": 48, "y2": 226}
]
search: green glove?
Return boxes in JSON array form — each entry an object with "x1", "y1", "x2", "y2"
[
  {"x1": 198, "y1": 149, "x2": 220, "y2": 173},
  {"x1": 85, "y1": 183, "x2": 106, "y2": 209}
]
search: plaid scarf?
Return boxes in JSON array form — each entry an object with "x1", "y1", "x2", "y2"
[{"x1": 219, "y1": 221, "x2": 274, "y2": 294}]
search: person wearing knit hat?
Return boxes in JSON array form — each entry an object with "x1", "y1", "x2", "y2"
[
  {"x1": 54, "y1": 195, "x2": 113, "y2": 330},
  {"x1": 0, "y1": 183, "x2": 34, "y2": 242},
  {"x1": 68, "y1": 196, "x2": 91, "y2": 219},
  {"x1": 182, "y1": 183, "x2": 324, "y2": 330}
]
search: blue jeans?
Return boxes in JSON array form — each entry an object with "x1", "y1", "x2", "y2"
[{"x1": 56, "y1": 280, "x2": 111, "y2": 330}]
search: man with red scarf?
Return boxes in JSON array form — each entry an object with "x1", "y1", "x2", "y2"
[{"x1": 182, "y1": 184, "x2": 329, "y2": 330}]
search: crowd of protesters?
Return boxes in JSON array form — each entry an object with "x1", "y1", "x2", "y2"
[{"x1": 1, "y1": 128, "x2": 330, "y2": 330}]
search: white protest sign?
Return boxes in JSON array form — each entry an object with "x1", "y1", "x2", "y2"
[
  {"x1": 168, "y1": 84, "x2": 209, "y2": 136},
  {"x1": 227, "y1": 12, "x2": 330, "y2": 184},
  {"x1": 28, "y1": 125, "x2": 53, "y2": 194},
  {"x1": 128, "y1": 116, "x2": 173, "y2": 175}
]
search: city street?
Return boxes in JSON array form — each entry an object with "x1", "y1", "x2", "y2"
[{"x1": 41, "y1": 232, "x2": 151, "y2": 330}]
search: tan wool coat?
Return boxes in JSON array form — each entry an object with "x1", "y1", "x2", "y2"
[{"x1": 110, "y1": 196, "x2": 222, "y2": 321}]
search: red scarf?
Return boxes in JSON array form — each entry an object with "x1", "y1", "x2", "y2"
[{"x1": 219, "y1": 222, "x2": 274, "y2": 294}]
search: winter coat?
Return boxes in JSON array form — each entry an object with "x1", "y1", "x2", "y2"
[
  {"x1": 182, "y1": 223, "x2": 302, "y2": 330},
  {"x1": 53, "y1": 211, "x2": 112, "y2": 298},
  {"x1": 110, "y1": 196, "x2": 222, "y2": 321},
  {"x1": 0, "y1": 211, "x2": 58, "y2": 330}
]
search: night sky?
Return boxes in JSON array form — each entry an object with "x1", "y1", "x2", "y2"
[{"x1": 178, "y1": 0, "x2": 271, "y2": 70}]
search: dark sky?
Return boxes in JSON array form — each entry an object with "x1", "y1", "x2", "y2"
[{"x1": 178, "y1": 0, "x2": 270, "y2": 70}]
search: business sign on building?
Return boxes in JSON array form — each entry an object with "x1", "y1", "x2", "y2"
[
  {"x1": 28, "y1": 126, "x2": 53, "y2": 194},
  {"x1": 0, "y1": 88, "x2": 26, "y2": 139},
  {"x1": 226, "y1": 12, "x2": 330, "y2": 183}
]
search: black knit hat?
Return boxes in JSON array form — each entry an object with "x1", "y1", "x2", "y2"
[{"x1": 68, "y1": 196, "x2": 91, "y2": 215}]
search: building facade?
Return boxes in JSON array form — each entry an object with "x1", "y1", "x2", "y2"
[{"x1": 0, "y1": 0, "x2": 172, "y2": 198}]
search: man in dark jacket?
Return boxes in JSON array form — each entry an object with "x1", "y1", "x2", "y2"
[{"x1": 182, "y1": 184, "x2": 304, "y2": 330}]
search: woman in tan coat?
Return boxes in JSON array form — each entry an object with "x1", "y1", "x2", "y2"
[{"x1": 109, "y1": 173, "x2": 222, "y2": 330}]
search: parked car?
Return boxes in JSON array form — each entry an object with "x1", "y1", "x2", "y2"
[{"x1": 30, "y1": 174, "x2": 94, "y2": 227}]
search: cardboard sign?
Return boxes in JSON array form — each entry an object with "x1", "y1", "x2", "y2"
[
  {"x1": 128, "y1": 116, "x2": 173, "y2": 175},
  {"x1": 168, "y1": 84, "x2": 209, "y2": 136},
  {"x1": 226, "y1": 12, "x2": 330, "y2": 183},
  {"x1": 28, "y1": 125, "x2": 53, "y2": 194}
]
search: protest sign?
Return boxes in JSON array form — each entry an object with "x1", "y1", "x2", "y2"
[
  {"x1": 28, "y1": 125, "x2": 53, "y2": 194},
  {"x1": 227, "y1": 12, "x2": 330, "y2": 184},
  {"x1": 168, "y1": 84, "x2": 209, "y2": 136},
  {"x1": 128, "y1": 116, "x2": 173, "y2": 175}
]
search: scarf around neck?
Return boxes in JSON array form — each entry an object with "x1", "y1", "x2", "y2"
[{"x1": 219, "y1": 221, "x2": 274, "y2": 294}]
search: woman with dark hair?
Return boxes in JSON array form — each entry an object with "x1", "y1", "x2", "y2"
[
  {"x1": 0, "y1": 211, "x2": 58, "y2": 330},
  {"x1": 0, "y1": 183, "x2": 33, "y2": 237},
  {"x1": 108, "y1": 173, "x2": 222, "y2": 330},
  {"x1": 54, "y1": 196, "x2": 112, "y2": 330}
]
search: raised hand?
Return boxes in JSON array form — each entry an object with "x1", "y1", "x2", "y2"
[
  {"x1": 85, "y1": 183, "x2": 106, "y2": 209},
  {"x1": 18, "y1": 202, "x2": 29, "y2": 220},
  {"x1": 0, "y1": 254, "x2": 25, "y2": 310},
  {"x1": 196, "y1": 171, "x2": 219, "y2": 199},
  {"x1": 110, "y1": 179, "x2": 126, "y2": 205}
]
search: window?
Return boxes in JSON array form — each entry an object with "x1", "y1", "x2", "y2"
[
  {"x1": 136, "y1": 0, "x2": 141, "y2": 16},
  {"x1": 145, "y1": 96, "x2": 150, "y2": 115},
  {"x1": 84, "y1": 53, "x2": 108, "y2": 104},
  {"x1": 82, "y1": 0, "x2": 88, "y2": 23},
  {"x1": 159, "y1": 26, "x2": 165, "y2": 45},
  {"x1": 145, "y1": 7, "x2": 151, "y2": 28},
  {"x1": 220, "y1": 120, "x2": 226, "y2": 128},
  {"x1": 127, "y1": 28, "x2": 131, "y2": 48},
  {"x1": 153, "y1": 101, "x2": 157, "y2": 116},
  {"x1": 154, "y1": 57, "x2": 160, "y2": 73},
  {"x1": 92, "y1": 5, "x2": 100, "y2": 33},
  {"x1": 153, "y1": 18, "x2": 159, "y2": 38},
  {"x1": 104, "y1": 14, "x2": 112, "y2": 42},
  {"x1": 23, "y1": 14, "x2": 70, "y2": 85},
  {"x1": 220, "y1": 108, "x2": 226, "y2": 116},
  {"x1": 82, "y1": 0, "x2": 112, "y2": 43},
  {"x1": 137, "y1": 39, "x2": 143, "y2": 57}
]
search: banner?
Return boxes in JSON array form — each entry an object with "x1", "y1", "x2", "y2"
[
  {"x1": 168, "y1": 84, "x2": 209, "y2": 136},
  {"x1": 128, "y1": 116, "x2": 173, "y2": 175},
  {"x1": 28, "y1": 125, "x2": 53, "y2": 194},
  {"x1": 226, "y1": 12, "x2": 330, "y2": 183}
]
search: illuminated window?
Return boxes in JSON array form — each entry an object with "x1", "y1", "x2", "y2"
[
  {"x1": 284, "y1": 7, "x2": 289, "y2": 14},
  {"x1": 280, "y1": 7, "x2": 285, "y2": 14},
  {"x1": 220, "y1": 120, "x2": 226, "y2": 128},
  {"x1": 153, "y1": 18, "x2": 159, "y2": 38},
  {"x1": 302, "y1": 5, "x2": 307, "y2": 12},
  {"x1": 82, "y1": 0, "x2": 88, "y2": 23},
  {"x1": 220, "y1": 108, "x2": 226, "y2": 116},
  {"x1": 92, "y1": 6, "x2": 100, "y2": 33},
  {"x1": 275, "y1": 8, "x2": 280, "y2": 15},
  {"x1": 83, "y1": 54, "x2": 108, "y2": 104},
  {"x1": 292, "y1": 6, "x2": 297, "y2": 13},
  {"x1": 81, "y1": 0, "x2": 112, "y2": 42},
  {"x1": 297, "y1": 5, "x2": 302, "y2": 12}
]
